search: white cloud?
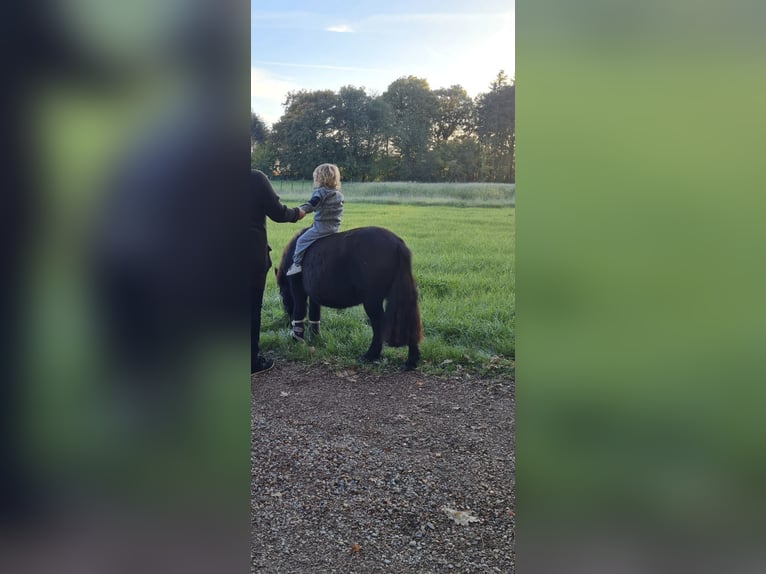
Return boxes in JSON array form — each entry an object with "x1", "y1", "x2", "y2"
[
  {"x1": 459, "y1": 12, "x2": 515, "y2": 93},
  {"x1": 414, "y1": 12, "x2": 515, "y2": 96},
  {"x1": 251, "y1": 67, "x2": 297, "y2": 100},
  {"x1": 251, "y1": 67, "x2": 299, "y2": 126},
  {"x1": 326, "y1": 24, "x2": 353, "y2": 33}
]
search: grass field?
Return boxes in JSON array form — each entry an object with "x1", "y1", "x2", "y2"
[
  {"x1": 260, "y1": 201, "x2": 515, "y2": 376},
  {"x1": 268, "y1": 179, "x2": 515, "y2": 208}
]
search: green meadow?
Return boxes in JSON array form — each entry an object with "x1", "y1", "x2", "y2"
[
  {"x1": 268, "y1": 179, "x2": 515, "y2": 208},
  {"x1": 260, "y1": 198, "x2": 515, "y2": 376}
]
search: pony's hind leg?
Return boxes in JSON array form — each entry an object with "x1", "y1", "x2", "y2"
[
  {"x1": 404, "y1": 341, "x2": 420, "y2": 371},
  {"x1": 359, "y1": 300, "x2": 384, "y2": 363}
]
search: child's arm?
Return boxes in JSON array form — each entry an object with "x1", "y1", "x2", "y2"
[{"x1": 299, "y1": 188, "x2": 324, "y2": 214}]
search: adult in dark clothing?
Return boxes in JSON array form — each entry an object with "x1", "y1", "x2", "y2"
[{"x1": 251, "y1": 170, "x2": 305, "y2": 373}]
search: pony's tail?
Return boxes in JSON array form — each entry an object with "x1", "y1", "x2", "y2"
[{"x1": 383, "y1": 242, "x2": 424, "y2": 347}]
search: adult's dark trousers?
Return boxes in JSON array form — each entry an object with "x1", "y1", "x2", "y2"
[{"x1": 251, "y1": 266, "x2": 269, "y2": 372}]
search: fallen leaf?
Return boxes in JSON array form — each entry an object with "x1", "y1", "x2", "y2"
[
  {"x1": 439, "y1": 359, "x2": 454, "y2": 366},
  {"x1": 349, "y1": 543, "x2": 362, "y2": 554},
  {"x1": 442, "y1": 506, "x2": 480, "y2": 526}
]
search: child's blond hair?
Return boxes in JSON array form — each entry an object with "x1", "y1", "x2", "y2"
[{"x1": 313, "y1": 163, "x2": 341, "y2": 190}]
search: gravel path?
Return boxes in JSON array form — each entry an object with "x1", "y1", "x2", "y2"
[{"x1": 251, "y1": 362, "x2": 515, "y2": 573}]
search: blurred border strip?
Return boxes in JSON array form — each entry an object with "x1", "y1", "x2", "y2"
[{"x1": 517, "y1": 1, "x2": 766, "y2": 572}]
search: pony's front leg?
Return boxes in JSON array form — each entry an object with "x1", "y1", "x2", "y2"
[
  {"x1": 360, "y1": 300, "x2": 384, "y2": 363},
  {"x1": 308, "y1": 299, "x2": 321, "y2": 336},
  {"x1": 288, "y1": 275, "x2": 308, "y2": 341}
]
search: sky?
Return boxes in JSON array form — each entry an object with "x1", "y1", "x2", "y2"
[{"x1": 251, "y1": 0, "x2": 515, "y2": 125}]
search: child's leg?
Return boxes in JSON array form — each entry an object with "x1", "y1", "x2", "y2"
[
  {"x1": 292, "y1": 237, "x2": 307, "y2": 267},
  {"x1": 295, "y1": 227, "x2": 325, "y2": 260},
  {"x1": 288, "y1": 228, "x2": 323, "y2": 274}
]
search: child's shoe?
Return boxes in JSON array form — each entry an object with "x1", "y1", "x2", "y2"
[{"x1": 286, "y1": 263, "x2": 302, "y2": 276}]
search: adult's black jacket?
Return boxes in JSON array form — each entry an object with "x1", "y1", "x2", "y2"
[{"x1": 251, "y1": 170, "x2": 302, "y2": 271}]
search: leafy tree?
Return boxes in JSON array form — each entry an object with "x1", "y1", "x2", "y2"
[
  {"x1": 257, "y1": 72, "x2": 515, "y2": 183},
  {"x1": 433, "y1": 85, "x2": 475, "y2": 143},
  {"x1": 382, "y1": 76, "x2": 438, "y2": 180},
  {"x1": 250, "y1": 112, "x2": 268, "y2": 146},
  {"x1": 366, "y1": 94, "x2": 396, "y2": 181},
  {"x1": 251, "y1": 141, "x2": 277, "y2": 174},
  {"x1": 433, "y1": 139, "x2": 482, "y2": 182},
  {"x1": 475, "y1": 71, "x2": 515, "y2": 182},
  {"x1": 250, "y1": 112, "x2": 277, "y2": 173},
  {"x1": 271, "y1": 90, "x2": 343, "y2": 178},
  {"x1": 335, "y1": 86, "x2": 379, "y2": 181}
]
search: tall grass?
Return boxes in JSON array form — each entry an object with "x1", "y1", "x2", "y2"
[
  {"x1": 261, "y1": 203, "x2": 515, "y2": 376},
  {"x1": 269, "y1": 180, "x2": 515, "y2": 208}
]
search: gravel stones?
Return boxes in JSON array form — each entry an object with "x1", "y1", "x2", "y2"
[{"x1": 251, "y1": 363, "x2": 515, "y2": 573}]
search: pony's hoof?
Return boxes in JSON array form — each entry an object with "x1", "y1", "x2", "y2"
[
  {"x1": 402, "y1": 362, "x2": 417, "y2": 371},
  {"x1": 358, "y1": 354, "x2": 378, "y2": 364}
]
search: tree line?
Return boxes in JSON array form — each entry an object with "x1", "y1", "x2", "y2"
[{"x1": 251, "y1": 71, "x2": 514, "y2": 183}]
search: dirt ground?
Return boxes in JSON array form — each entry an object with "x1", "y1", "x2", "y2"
[{"x1": 251, "y1": 361, "x2": 515, "y2": 573}]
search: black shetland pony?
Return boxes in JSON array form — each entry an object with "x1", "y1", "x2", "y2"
[{"x1": 276, "y1": 226, "x2": 423, "y2": 370}]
